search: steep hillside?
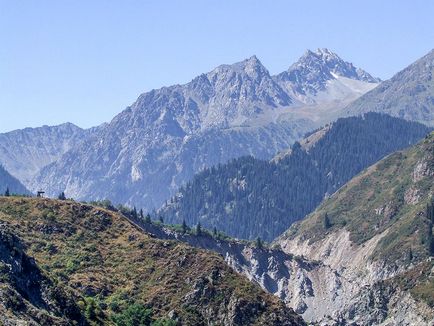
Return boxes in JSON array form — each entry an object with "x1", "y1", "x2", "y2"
[
  {"x1": 345, "y1": 49, "x2": 434, "y2": 126},
  {"x1": 0, "y1": 164, "x2": 30, "y2": 195},
  {"x1": 0, "y1": 224, "x2": 86, "y2": 325},
  {"x1": 276, "y1": 132, "x2": 434, "y2": 324},
  {"x1": 0, "y1": 197, "x2": 304, "y2": 325},
  {"x1": 31, "y1": 50, "x2": 378, "y2": 210},
  {"x1": 0, "y1": 123, "x2": 86, "y2": 186},
  {"x1": 160, "y1": 113, "x2": 431, "y2": 241},
  {"x1": 125, "y1": 171, "x2": 433, "y2": 326}
]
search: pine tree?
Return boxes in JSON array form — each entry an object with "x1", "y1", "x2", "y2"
[
  {"x1": 196, "y1": 222, "x2": 202, "y2": 236},
  {"x1": 426, "y1": 199, "x2": 434, "y2": 223},
  {"x1": 145, "y1": 214, "x2": 151, "y2": 224},
  {"x1": 58, "y1": 192, "x2": 66, "y2": 200},
  {"x1": 256, "y1": 237, "x2": 263, "y2": 249},
  {"x1": 181, "y1": 219, "x2": 187, "y2": 234},
  {"x1": 159, "y1": 216, "x2": 164, "y2": 224},
  {"x1": 323, "y1": 213, "x2": 331, "y2": 229},
  {"x1": 213, "y1": 226, "x2": 218, "y2": 237},
  {"x1": 407, "y1": 247, "x2": 413, "y2": 263},
  {"x1": 4, "y1": 187, "x2": 10, "y2": 197},
  {"x1": 428, "y1": 222, "x2": 434, "y2": 256},
  {"x1": 139, "y1": 208, "x2": 144, "y2": 219},
  {"x1": 132, "y1": 207, "x2": 138, "y2": 219}
]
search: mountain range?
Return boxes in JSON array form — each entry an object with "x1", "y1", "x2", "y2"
[
  {"x1": 1, "y1": 47, "x2": 434, "y2": 326},
  {"x1": 1, "y1": 49, "x2": 382, "y2": 209},
  {"x1": 2, "y1": 132, "x2": 431, "y2": 325}
]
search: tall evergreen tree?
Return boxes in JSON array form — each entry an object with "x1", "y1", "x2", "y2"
[
  {"x1": 182, "y1": 219, "x2": 188, "y2": 234},
  {"x1": 4, "y1": 187, "x2": 10, "y2": 197},
  {"x1": 426, "y1": 198, "x2": 434, "y2": 223},
  {"x1": 256, "y1": 237, "x2": 263, "y2": 249},
  {"x1": 145, "y1": 213, "x2": 152, "y2": 224},
  {"x1": 323, "y1": 213, "x2": 331, "y2": 229},
  {"x1": 196, "y1": 222, "x2": 202, "y2": 236},
  {"x1": 58, "y1": 192, "x2": 66, "y2": 200}
]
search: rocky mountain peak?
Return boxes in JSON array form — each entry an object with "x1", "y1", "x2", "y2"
[
  {"x1": 242, "y1": 55, "x2": 269, "y2": 78},
  {"x1": 274, "y1": 49, "x2": 380, "y2": 100},
  {"x1": 26, "y1": 49, "x2": 383, "y2": 211},
  {"x1": 292, "y1": 48, "x2": 380, "y2": 82},
  {"x1": 207, "y1": 55, "x2": 270, "y2": 82}
]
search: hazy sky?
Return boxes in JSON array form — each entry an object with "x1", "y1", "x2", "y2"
[{"x1": 1, "y1": 0, "x2": 433, "y2": 132}]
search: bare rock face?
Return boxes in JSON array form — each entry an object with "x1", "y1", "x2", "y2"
[
  {"x1": 404, "y1": 186, "x2": 420, "y2": 204},
  {"x1": 413, "y1": 157, "x2": 434, "y2": 182}
]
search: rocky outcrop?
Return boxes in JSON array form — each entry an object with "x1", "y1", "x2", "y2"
[{"x1": 0, "y1": 223, "x2": 86, "y2": 325}]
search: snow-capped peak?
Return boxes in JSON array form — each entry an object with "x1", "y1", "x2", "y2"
[
  {"x1": 274, "y1": 49, "x2": 380, "y2": 102},
  {"x1": 290, "y1": 48, "x2": 380, "y2": 82}
]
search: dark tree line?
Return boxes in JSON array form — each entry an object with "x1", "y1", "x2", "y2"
[
  {"x1": 160, "y1": 113, "x2": 432, "y2": 241},
  {"x1": 427, "y1": 198, "x2": 434, "y2": 256}
]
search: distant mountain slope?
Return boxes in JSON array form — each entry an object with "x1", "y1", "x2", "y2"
[
  {"x1": 31, "y1": 49, "x2": 378, "y2": 209},
  {"x1": 0, "y1": 123, "x2": 85, "y2": 186},
  {"x1": 0, "y1": 164, "x2": 30, "y2": 195},
  {"x1": 346, "y1": 49, "x2": 434, "y2": 126},
  {"x1": 159, "y1": 113, "x2": 432, "y2": 241},
  {"x1": 0, "y1": 197, "x2": 304, "y2": 325},
  {"x1": 276, "y1": 132, "x2": 434, "y2": 324}
]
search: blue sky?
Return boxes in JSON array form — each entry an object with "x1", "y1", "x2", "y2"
[{"x1": 1, "y1": 0, "x2": 433, "y2": 132}]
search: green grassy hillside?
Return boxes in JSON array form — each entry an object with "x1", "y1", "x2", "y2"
[
  {"x1": 0, "y1": 197, "x2": 304, "y2": 326},
  {"x1": 282, "y1": 132, "x2": 434, "y2": 307}
]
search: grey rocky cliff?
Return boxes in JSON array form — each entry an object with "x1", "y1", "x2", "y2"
[{"x1": 130, "y1": 219, "x2": 433, "y2": 326}]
